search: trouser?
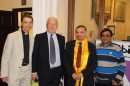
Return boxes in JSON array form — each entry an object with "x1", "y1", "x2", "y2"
[
  {"x1": 95, "y1": 82, "x2": 113, "y2": 86},
  {"x1": 39, "y1": 66, "x2": 61, "y2": 86},
  {"x1": 8, "y1": 65, "x2": 31, "y2": 86}
]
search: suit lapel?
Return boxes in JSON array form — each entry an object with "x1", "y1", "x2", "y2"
[
  {"x1": 29, "y1": 33, "x2": 33, "y2": 57},
  {"x1": 56, "y1": 34, "x2": 61, "y2": 49},
  {"x1": 71, "y1": 40, "x2": 76, "y2": 61},
  {"x1": 29, "y1": 33, "x2": 33, "y2": 49},
  {"x1": 17, "y1": 30, "x2": 23, "y2": 50},
  {"x1": 44, "y1": 32, "x2": 49, "y2": 55}
]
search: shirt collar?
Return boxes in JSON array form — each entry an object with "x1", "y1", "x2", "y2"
[
  {"x1": 21, "y1": 30, "x2": 29, "y2": 35},
  {"x1": 47, "y1": 31, "x2": 56, "y2": 37},
  {"x1": 99, "y1": 42, "x2": 113, "y2": 47},
  {"x1": 77, "y1": 40, "x2": 84, "y2": 45}
]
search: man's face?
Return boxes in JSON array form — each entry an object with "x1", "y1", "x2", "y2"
[
  {"x1": 46, "y1": 18, "x2": 58, "y2": 34},
  {"x1": 100, "y1": 31, "x2": 112, "y2": 45},
  {"x1": 75, "y1": 27, "x2": 87, "y2": 41},
  {"x1": 21, "y1": 17, "x2": 33, "y2": 33}
]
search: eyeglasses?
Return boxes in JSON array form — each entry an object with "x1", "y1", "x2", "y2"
[{"x1": 100, "y1": 34, "x2": 111, "y2": 38}]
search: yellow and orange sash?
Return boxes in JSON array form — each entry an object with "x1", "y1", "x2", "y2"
[{"x1": 73, "y1": 38, "x2": 89, "y2": 86}]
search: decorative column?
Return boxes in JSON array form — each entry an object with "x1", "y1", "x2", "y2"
[
  {"x1": 68, "y1": 0, "x2": 75, "y2": 41},
  {"x1": 52, "y1": 0, "x2": 57, "y2": 18},
  {"x1": 32, "y1": 0, "x2": 57, "y2": 36},
  {"x1": 98, "y1": 0, "x2": 105, "y2": 38}
]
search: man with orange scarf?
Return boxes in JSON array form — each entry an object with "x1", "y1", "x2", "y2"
[{"x1": 63, "y1": 25, "x2": 97, "y2": 86}]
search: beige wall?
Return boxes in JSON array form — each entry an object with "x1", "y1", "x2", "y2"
[
  {"x1": 106, "y1": 0, "x2": 130, "y2": 40},
  {"x1": 13, "y1": 0, "x2": 32, "y2": 8},
  {"x1": 0, "y1": 0, "x2": 68, "y2": 42},
  {"x1": 75, "y1": 0, "x2": 98, "y2": 44},
  {"x1": 0, "y1": 0, "x2": 130, "y2": 42},
  {"x1": 0, "y1": 0, "x2": 13, "y2": 11},
  {"x1": 57, "y1": 0, "x2": 68, "y2": 42},
  {"x1": 126, "y1": 0, "x2": 130, "y2": 38},
  {"x1": 0, "y1": 0, "x2": 32, "y2": 11},
  {"x1": 74, "y1": 0, "x2": 130, "y2": 42}
]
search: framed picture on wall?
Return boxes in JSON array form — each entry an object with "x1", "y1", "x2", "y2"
[
  {"x1": 21, "y1": 0, "x2": 26, "y2": 5},
  {"x1": 107, "y1": 26, "x2": 115, "y2": 35},
  {"x1": 114, "y1": 0, "x2": 126, "y2": 22},
  {"x1": 91, "y1": 0, "x2": 112, "y2": 26},
  {"x1": 127, "y1": 36, "x2": 130, "y2": 41}
]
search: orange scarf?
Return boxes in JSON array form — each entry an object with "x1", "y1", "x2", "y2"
[{"x1": 73, "y1": 38, "x2": 89, "y2": 86}]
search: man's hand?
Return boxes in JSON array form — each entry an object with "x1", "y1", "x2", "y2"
[
  {"x1": 117, "y1": 80, "x2": 123, "y2": 86},
  {"x1": 112, "y1": 80, "x2": 118, "y2": 86},
  {"x1": 72, "y1": 72, "x2": 83, "y2": 80},
  {"x1": 75, "y1": 73, "x2": 83, "y2": 80},
  {"x1": 31, "y1": 73, "x2": 38, "y2": 81},
  {"x1": 2, "y1": 77, "x2": 8, "y2": 83},
  {"x1": 94, "y1": 77, "x2": 97, "y2": 83},
  {"x1": 72, "y1": 73, "x2": 77, "y2": 80}
]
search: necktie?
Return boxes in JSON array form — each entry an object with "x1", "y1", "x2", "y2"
[
  {"x1": 76, "y1": 42, "x2": 82, "y2": 68},
  {"x1": 50, "y1": 34, "x2": 56, "y2": 64}
]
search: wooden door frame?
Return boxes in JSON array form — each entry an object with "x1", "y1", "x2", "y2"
[
  {"x1": 12, "y1": 7, "x2": 32, "y2": 31},
  {"x1": 12, "y1": 4, "x2": 74, "y2": 41},
  {"x1": 67, "y1": 0, "x2": 105, "y2": 40},
  {"x1": 12, "y1": 5, "x2": 73, "y2": 41}
]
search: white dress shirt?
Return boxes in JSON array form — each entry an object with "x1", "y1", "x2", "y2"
[{"x1": 47, "y1": 31, "x2": 61, "y2": 68}]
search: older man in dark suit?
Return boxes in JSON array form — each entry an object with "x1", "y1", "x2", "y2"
[
  {"x1": 63, "y1": 25, "x2": 97, "y2": 86},
  {"x1": 32, "y1": 16, "x2": 65, "y2": 86}
]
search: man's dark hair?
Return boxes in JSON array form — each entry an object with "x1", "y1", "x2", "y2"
[
  {"x1": 100, "y1": 28, "x2": 113, "y2": 37},
  {"x1": 76, "y1": 25, "x2": 87, "y2": 31},
  {"x1": 21, "y1": 14, "x2": 33, "y2": 22}
]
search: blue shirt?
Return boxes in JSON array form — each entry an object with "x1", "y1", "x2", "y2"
[{"x1": 95, "y1": 43, "x2": 126, "y2": 84}]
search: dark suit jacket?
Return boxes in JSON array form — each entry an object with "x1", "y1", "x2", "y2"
[
  {"x1": 63, "y1": 40, "x2": 97, "y2": 86},
  {"x1": 32, "y1": 32, "x2": 65, "y2": 81}
]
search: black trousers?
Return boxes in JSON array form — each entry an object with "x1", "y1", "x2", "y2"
[
  {"x1": 95, "y1": 82, "x2": 113, "y2": 86},
  {"x1": 39, "y1": 67, "x2": 61, "y2": 86}
]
